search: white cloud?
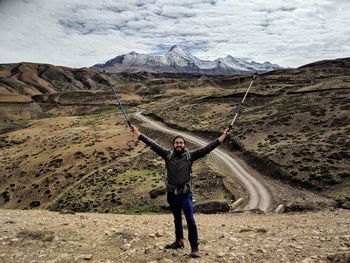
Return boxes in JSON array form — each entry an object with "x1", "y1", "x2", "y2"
[{"x1": 0, "y1": 0, "x2": 349, "y2": 68}]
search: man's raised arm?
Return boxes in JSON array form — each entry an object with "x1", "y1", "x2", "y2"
[
  {"x1": 131, "y1": 125, "x2": 169, "y2": 159},
  {"x1": 190, "y1": 128, "x2": 231, "y2": 161}
]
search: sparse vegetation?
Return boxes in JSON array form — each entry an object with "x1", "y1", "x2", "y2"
[
  {"x1": 0, "y1": 58, "x2": 349, "y2": 212},
  {"x1": 17, "y1": 229, "x2": 55, "y2": 242}
]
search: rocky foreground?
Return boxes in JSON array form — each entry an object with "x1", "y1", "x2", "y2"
[{"x1": 0, "y1": 209, "x2": 349, "y2": 263}]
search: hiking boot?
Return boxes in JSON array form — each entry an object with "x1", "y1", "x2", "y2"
[
  {"x1": 165, "y1": 239, "x2": 185, "y2": 249},
  {"x1": 189, "y1": 246, "x2": 200, "y2": 258}
]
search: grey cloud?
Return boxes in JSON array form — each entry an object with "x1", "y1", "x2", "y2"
[
  {"x1": 279, "y1": 7, "x2": 297, "y2": 12},
  {"x1": 160, "y1": 5, "x2": 197, "y2": 19},
  {"x1": 155, "y1": 40, "x2": 208, "y2": 54},
  {"x1": 257, "y1": 6, "x2": 297, "y2": 14},
  {"x1": 0, "y1": 0, "x2": 349, "y2": 68}
]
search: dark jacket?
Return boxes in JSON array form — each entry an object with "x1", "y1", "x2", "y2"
[{"x1": 138, "y1": 133, "x2": 220, "y2": 190}]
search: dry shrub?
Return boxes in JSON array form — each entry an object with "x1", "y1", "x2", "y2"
[{"x1": 17, "y1": 229, "x2": 55, "y2": 242}]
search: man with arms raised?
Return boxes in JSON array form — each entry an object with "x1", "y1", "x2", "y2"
[{"x1": 131, "y1": 125, "x2": 230, "y2": 258}]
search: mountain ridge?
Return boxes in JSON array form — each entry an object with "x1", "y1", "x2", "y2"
[{"x1": 92, "y1": 44, "x2": 283, "y2": 75}]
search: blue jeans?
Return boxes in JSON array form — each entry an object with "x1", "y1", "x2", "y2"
[{"x1": 167, "y1": 192, "x2": 198, "y2": 248}]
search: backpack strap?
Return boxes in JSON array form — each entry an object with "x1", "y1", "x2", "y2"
[
  {"x1": 167, "y1": 150, "x2": 191, "y2": 161},
  {"x1": 183, "y1": 151, "x2": 191, "y2": 161},
  {"x1": 167, "y1": 150, "x2": 174, "y2": 160}
]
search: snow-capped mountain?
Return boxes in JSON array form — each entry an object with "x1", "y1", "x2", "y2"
[{"x1": 92, "y1": 45, "x2": 283, "y2": 75}]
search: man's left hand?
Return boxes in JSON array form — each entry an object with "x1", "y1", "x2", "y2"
[{"x1": 218, "y1": 128, "x2": 231, "y2": 143}]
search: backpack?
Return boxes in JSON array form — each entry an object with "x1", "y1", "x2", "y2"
[{"x1": 165, "y1": 150, "x2": 192, "y2": 195}]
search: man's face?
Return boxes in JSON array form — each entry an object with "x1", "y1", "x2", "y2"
[{"x1": 173, "y1": 138, "x2": 185, "y2": 152}]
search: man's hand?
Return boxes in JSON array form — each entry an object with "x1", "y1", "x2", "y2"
[
  {"x1": 131, "y1": 125, "x2": 141, "y2": 138},
  {"x1": 218, "y1": 128, "x2": 231, "y2": 143}
]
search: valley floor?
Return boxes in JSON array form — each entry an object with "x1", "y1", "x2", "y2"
[{"x1": 0, "y1": 209, "x2": 349, "y2": 263}]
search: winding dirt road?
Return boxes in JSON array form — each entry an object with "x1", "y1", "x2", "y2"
[{"x1": 135, "y1": 112, "x2": 274, "y2": 212}]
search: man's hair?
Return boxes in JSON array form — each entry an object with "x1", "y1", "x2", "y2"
[{"x1": 172, "y1": 135, "x2": 186, "y2": 145}]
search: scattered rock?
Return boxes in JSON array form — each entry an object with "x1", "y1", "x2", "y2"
[
  {"x1": 149, "y1": 187, "x2": 166, "y2": 199},
  {"x1": 239, "y1": 228, "x2": 253, "y2": 233},
  {"x1": 255, "y1": 228, "x2": 268, "y2": 234},
  {"x1": 59, "y1": 210, "x2": 75, "y2": 215},
  {"x1": 326, "y1": 253, "x2": 350, "y2": 262},
  {"x1": 341, "y1": 201, "x2": 350, "y2": 210},
  {"x1": 216, "y1": 252, "x2": 226, "y2": 258},
  {"x1": 339, "y1": 235, "x2": 350, "y2": 241},
  {"x1": 256, "y1": 248, "x2": 267, "y2": 253},
  {"x1": 195, "y1": 201, "x2": 230, "y2": 214},
  {"x1": 4, "y1": 220, "x2": 16, "y2": 224},
  {"x1": 29, "y1": 201, "x2": 41, "y2": 208},
  {"x1": 121, "y1": 244, "x2": 131, "y2": 251},
  {"x1": 155, "y1": 231, "x2": 163, "y2": 237},
  {"x1": 229, "y1": 236, "x2": 240, "y2": 242},
  {"x1": 75, "y1": 254, "x2": 93, "y2": 261},
  {"x1": 73, "y1": 151, "x2": 86, "y2": 159},
  {"x1": 49, "y1": 158, "x2": 63, "y2": 168},
  {"x1": 0, "y1": 191, "x2": 10, "y2": 204},
  {"x1": 274, "y1": 204, "x2": 285, "y2": 213}
]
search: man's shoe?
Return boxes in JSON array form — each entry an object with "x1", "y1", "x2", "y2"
[
  {"x1": 189, "y1": 247, "x2": 200, "y2": 258},
  {"x1": 165, "y1": 239, "x2": 185, "y2": 249}
]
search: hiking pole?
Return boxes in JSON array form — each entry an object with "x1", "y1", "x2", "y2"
[
  {"x1": 228, "y1": 73, "x2": 256, "y2": 131},
  {"x1": 103, "y1": 70, "x2": 133, "y2": 129}
]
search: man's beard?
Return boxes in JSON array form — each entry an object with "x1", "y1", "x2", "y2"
[{"x1": 174, "y1": 146, "x2": 184, "y2": 154}]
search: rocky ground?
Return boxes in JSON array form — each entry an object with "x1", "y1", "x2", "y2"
[{"x1": 0, "y1": 209, "x2": 349, "y2": 263}]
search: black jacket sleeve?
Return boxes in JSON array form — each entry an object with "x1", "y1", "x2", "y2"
[
  {"x1": 189, "y1": 139, "x2": 220, "y2": 162},
  {"x1": 138, "y1": 133, "x2": 170, "y2": 159}
]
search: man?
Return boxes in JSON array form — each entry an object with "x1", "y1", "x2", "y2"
[{"x1": 131, "y1": 125, "x2": 231, "y2": 258}]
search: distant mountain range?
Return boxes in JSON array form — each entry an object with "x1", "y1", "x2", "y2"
[{"x1": 92, "y1": 44, "x2": 283, "y2": 75}]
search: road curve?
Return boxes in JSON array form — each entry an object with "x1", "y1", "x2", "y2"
[{"x1": 134, "y1": 112, "x2": 274, "y2": 212}]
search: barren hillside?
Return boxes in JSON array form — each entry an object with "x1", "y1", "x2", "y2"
[
  {"x1": 0, "y1": 58, "x2": 349, "y2": 213},
  {"x1": 139, "y1": 58, "x2": 350, "y2": 209}
]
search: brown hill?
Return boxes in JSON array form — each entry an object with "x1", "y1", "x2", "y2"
[
  {"x1": 138, "y1": 58, "x2": 350, "y2": 208},
  {"x1": 0, "y1": 58, "x2": 349, "y2": 212},
  {"x1": 0, "y1": 63, "x2": 98, "y2": 96},
  {"x1": 0, "y1": 62, "x2": 145, "y2": 120}
]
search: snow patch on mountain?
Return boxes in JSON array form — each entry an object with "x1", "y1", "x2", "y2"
[{"x1": 93, "y1": 44, "x2": 283, "y2": 75}]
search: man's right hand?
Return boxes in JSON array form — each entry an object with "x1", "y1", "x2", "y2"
[{"x1": 131, "y1": 125, "x2": 141, "y2": 138}]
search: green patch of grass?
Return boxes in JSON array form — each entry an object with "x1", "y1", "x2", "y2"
[
  {"x1": 80, "y1": 108, "x2": 119, "y2": 119},
  {"x1": 117, "y1": 203, "x2": 163, "y2": 214},
  {"x1": 78, "y1": 107, "x2": 121, "y2": 124},
  {"x1": 114, "y1": 169, "x2": 163, "y2": 184},
  {"x1": 195, "y1": 188, "x2": 232, "y2": 204},
  {"x1": 58, "y1": 168, "x2": 166, "y2": 214},
  {"x1": 12, "y1": 119, "x2": 33, "y2": 126},
  {"x1": 0, "y1": 119, "x2": 33, "y2": 128},
  {"x1": 0, "y1": 119, "x2": 33, "y2": 133}
]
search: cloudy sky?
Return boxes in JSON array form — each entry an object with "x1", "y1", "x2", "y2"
[{"x1": 1, "y1": 0, "x2": 349, "y2": 68}]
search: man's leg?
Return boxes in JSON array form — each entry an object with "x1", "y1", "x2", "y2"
[
  {"x1": 182, "y1": 192, "x2": 199, "y2": 257},
  {"x1": 166, "y1": 192, "x2": 185, "y2": 248}
]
